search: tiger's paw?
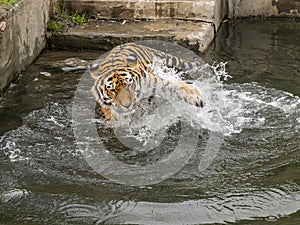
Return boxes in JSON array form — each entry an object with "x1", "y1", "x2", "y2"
[{"x1": 179, "y1": 82, "x2": 204, "y2": 107}]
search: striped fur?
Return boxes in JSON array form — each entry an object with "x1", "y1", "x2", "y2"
[{"x1": 90, "y1": 43, "x2": 204, "y2": 120}]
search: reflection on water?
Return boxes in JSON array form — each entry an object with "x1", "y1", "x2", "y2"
[
  {"x1": 0, "y1": 19, "x2": 300, "y2": 224},
  {"x1": 204, "y1": 18, "x2": 300, "y2": 96}
]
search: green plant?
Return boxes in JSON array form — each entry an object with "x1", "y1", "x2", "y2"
[
  {"x1": 0, "y1": 0, "x2": 18, "y2": 6},
  {"x1": 47, "y1": 5, "x2": 86, "y2": 33},
  {"x1": 47, "y1": 21, "x2": 65, "y2": 33},
  {"x1": 58, "y1": 2, "x2": 68, "y2": 17},
  {"x1": 71, "y1": 10, "x2": 86, "y2": 25}
]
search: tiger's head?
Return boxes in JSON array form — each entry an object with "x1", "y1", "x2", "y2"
[{"x1": 90, "y1": 64, "x2": 143, "y2": 118}]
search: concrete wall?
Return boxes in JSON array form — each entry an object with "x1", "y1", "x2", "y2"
[
  {"x1": 229, "y1": 0, "x2": 300, "y2": 18},
  {"x1": 62, "y1": 0, "x2": 300, "y2": 27},
  {"x1": 0, "y1": 0, "x2": 51, "y2": 93},
  {"x1": 0, "y1": 0, "x2": 299, "y2": 93},
  {"x1": 63, "y1": 0, "x2": 227, "y2": 30}
]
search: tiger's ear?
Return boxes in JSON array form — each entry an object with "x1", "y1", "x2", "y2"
[{"x1": 89, "y1": 62, "x2": 100, "y2": 79}]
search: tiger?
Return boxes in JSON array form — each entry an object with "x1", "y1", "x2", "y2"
[{"x1": 89, "y1": 42, "x2": 204, "y2": 120}]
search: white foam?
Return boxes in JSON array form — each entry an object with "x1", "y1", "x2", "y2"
[{"x1": 145, "y1": 59, "x2": 300, "y2": 137}]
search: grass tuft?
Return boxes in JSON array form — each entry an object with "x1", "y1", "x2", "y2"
[
  {"x1": 47, "y1": 21, "x2": 65, "y2": 33},
  {"x1": 71, "y1": 10, "x2": 86, "y2": 26},
  {"x1": 47, "y1": 4, "x2": 86, "y2": 33},
  {"x1": 0, "y1": 0, "x2": 18, "y2": 6}
]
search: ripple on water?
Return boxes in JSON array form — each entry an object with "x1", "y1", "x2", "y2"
[
  {"x1": 0, "y1": 45, "x2": 299, "y2": 224},
  {"x1": 101, "y1": 186, "x2": 300, "y2": 225},
  {"x1": 45, "y1": 185, "x2": 300, "y2": 225},
  {"x1": 0, "y1": 189, "x2": 30, "y2": 204}
]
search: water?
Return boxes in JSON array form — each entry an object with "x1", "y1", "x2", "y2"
[{"x1": 0, "y1": 19, "x2": 300, "y2": 224}]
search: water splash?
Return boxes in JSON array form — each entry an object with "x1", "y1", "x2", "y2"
[
  {"x1": 0, "y1": 57, "x2": 299, "y2": 223},
  {"x1": 110, "y1": 60, "x2": 231, "y2": 142},
  {"x1": 223, "y1": 82, "x2": 300, "y2": 133},
  {"x1": 107, "y1": 58, "x2": 300, "y2": 168}
]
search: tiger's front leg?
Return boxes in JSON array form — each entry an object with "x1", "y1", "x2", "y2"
[
  {"x1": 101, "y1": 106, "x2": 117, "y2": 121},
  {"x1": 148, "y1": 75, "x2": 204, "y2": 108}
]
